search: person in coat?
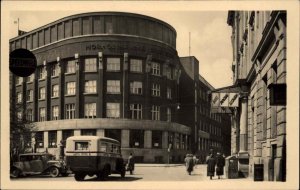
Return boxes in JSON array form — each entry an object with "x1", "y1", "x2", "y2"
[
  {"x1": 127, "y1": 153, "x2": 135, "y2": 175},
  {"x1": 206, "y1": 153, "x2": 216, "y2": 180},
  {"x1": 216, "y1": 152, "x2": 225, "y2": 179},
  {"x1": 184, "y1": 154, "x2": 194, "y2": 175}
]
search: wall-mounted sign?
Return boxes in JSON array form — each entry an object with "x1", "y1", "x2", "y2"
[
  {"x1": 268, "y1": 83, "x2": 286, "y2": 106},
  {"x1": 211, "y1": 92, "x2": 239, "y2": 113}
]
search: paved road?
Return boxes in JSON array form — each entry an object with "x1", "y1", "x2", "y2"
[{"x1": 11, "y1": 164, "x2": 248, "y2": 182}]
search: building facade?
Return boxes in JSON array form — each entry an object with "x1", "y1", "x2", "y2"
[
  {"x1": 227, "y1": 11, "x2": 286, "y2": 181},
  {"x1": 10, "y1": 12, "x2": 231, "y2": 163},
  {"x1": 179, "y1": 57, "x2": 231, "y2": 163}
]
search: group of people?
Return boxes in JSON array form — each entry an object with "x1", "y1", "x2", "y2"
[{"x1": 184, "y1": 151, "x2": 226, "y2": 180}]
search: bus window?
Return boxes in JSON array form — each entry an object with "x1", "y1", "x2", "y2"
[
  {"x1": 116, "y1": 145, "x2": 120, "y2": 153},
  {"x1": 75, "y1": 142, "x2": 89, "y2": 150},
  {"x1": 111, "y1": 144, "x2": 115, "y2": 153},
  {"x1": 100, "y1": 142, "x2": 108, "y2": 152}
]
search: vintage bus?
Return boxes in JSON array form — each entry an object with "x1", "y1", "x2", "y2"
[{"x1": 65, "y1": 136, "x2": 126, "y2": 181}]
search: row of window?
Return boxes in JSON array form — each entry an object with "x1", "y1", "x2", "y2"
[
  {"x1": 17, "y1": 81, "x2": 172, "y2": 103},
  {"x1": 22, "y1": 103, "x2": 172, "y2": 122},
  {"x1": 197, "y1": 138, "x2": 221, "y2": 151},
  {"x1": 15, "y1": 58, "x2": 177, "y2": 84},
  {"x1": 34, "y1": 130, "x2": 187, "y2": 150}
]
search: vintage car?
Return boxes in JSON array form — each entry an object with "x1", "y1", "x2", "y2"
[
  {"x1": 65, "y1": 136, "x2": 126, "y2": 181},
  {"x1": 10, "y1": 153, "x2": 69, "y2": 178}
]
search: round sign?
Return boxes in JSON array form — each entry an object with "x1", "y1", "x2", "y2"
[{"x1": 9, "y1": 48, "x2": 37, "y2": 77}]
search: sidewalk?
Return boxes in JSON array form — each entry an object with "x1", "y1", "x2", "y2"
[{"x1": 135, "y1": 163, "x2": 184, "y2": 167}]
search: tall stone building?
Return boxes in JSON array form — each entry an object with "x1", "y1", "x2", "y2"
[{"x1": 226, "y1": 11, "x2": 286, "y2": 181}]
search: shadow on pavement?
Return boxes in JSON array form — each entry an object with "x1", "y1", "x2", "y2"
[{"x1": 85, "y1": 175, "x2": 143, "y2": 182}]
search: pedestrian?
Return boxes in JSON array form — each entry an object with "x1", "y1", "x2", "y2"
[
  {"x1": 184, "y1": 154, "x2": 194, "y2": 175},
  {"x1": 127, "y1": 153, "x2": 135, "y2": 175},
  {"x1": 206, "y1": 152, "x2": 216, "y2": 180},
  {"x1": 216, "y1": 152, "x2": 225, "y2": 179}
]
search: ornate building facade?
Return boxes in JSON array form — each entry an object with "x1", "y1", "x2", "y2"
[{"x1": 227, "y1": 11, "x2": 286, "y2": 181}]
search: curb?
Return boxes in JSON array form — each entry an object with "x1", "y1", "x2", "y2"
[{"x1": 135, "y1": 164, "x2": 184, "y2": 167}]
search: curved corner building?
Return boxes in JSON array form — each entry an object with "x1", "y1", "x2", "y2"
[{"x1": 10, "y1": 12, "x2": 191, "y2": 163}]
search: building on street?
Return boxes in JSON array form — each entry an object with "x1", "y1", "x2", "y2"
[
  {"x1": 10, "y1": 12, "x2": 231, "y2": 163},
  {"x1": 211, "y1": 10, "x2": 286, "y2": 181}
]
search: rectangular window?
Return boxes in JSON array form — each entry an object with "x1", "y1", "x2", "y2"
[
  {"x1": 84, "y1": 80, "x2": 97, "y2": 93},
  {"x1": 106, "y1": 58, "x2": 120, "y2": 71},
  {"x1": 38, "y1": 66, "x2": 46, "y2": 79},
  {"x1": 52, "y1": 85, "x2": 59, "y2": 97},
  {"x1": 152, "y1": 131, "x2": 162, "y2": 148},
  {"x1": 65, "y1": 104, "x2": 75, "y2": 119},
  {"x1": 107, "y1": 80, "x2": 120, "y2": 94},
  {"x1": 26, "y1": 90, "x2": 33, "y2": 102},
  {"x1": 62, "y1": 130, "x2": 74, "y2": 145},
  {"x1": 85, "y1": 103, "x2": 96, "y2": 118},
  {"x1": 16, "y1": 76, "x2": 23, "y2": 85},
  {"x1": 166, "y1": 66, "x2": 172, "y2": 79},
  {"x1": 66, "y1": 82, "x2": 76, "y2": 95},
  {"x1": 26, "y1": 109, "x2": 33, "y2": 121},
  {"x1": 151, "y1": 62, "x2": 160, "y2": 76},
  {"x1": 167, "y1": 87, "x2": 172, "y2": 99},
  {"x1": 39, "y1": 87, "x2": 45, "y2": 100},
  {"x1": 167, "y1": 107, "x2": 171, "y2": 122},
  {"x1": 48, "y1": 131, "x2": 57, "y2": 148},
  {"x1": 151, "y1": 83, "x2": 160, "y2": 97},
  {"x1": 81, "y1": 129, "x2": 96, "y2": 136},
  {"x1": 51, "y1": 64, "x2": 59, "y2": 77},
  {"x1": 151, "y1": 105, "x2": 160, "y2": 120},
  {"x1": 17, "y1": 111, "x2": 22, "y2": 120},
  {"x1": 35, "y1": 132, "x2": 44, "y2": 148},
  {"x1": 130, "y1": 81, "x2": 142, "y2": 95},
  {"x1": 52, "y1": 106, "x2": 59, "y2": 120},
  {"x1": 75, "y1": 142, "x2": 89, "y2": 150},
  {"x1": 84, "y1": 58, "x2": 97, "y2": 72},
  {"x1": 26, "y1": 74, "x2": 34, "y2": 83},
  {"x1": 130, "y1": 130, "x2": 144, "y2": 148},
  {"x1": 38, "y1": 107, "x2": 46, "y2": 121},
  {"x1": 66, "y1": 60, "x2": 76, "y2": 73},
  {"x1": 17, "y1": 92, "x2": 22, "y2": 103},
  {"x1": 130, "y1": 59, "x2": 143, "y2": 73},
  {"x1": 106, "y1": 103, "x2": 120, "y2": 118},
  {"x1": 130, "y1": 104, "x2": 142, "y2": 119}
]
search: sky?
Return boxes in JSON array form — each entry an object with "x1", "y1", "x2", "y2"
[{"x1": 9, "y1": 10, "x2": 233, "y2": 89}]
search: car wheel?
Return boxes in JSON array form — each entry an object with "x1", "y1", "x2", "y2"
[
  {"x1": 11, "y1": 168, "x2": 21, "y2": 178},
  {"x1": 74, "y1": 173, "x2": 85, "y2": 181},
  {"x1": 49, "y1": 167, "x2": 60, "y2": 177}
]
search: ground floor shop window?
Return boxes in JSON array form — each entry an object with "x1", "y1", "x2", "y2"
[
  {"x1": 130, "y1": 130, "x2": 144, "y2": 148},
  {"x1": 62, "y1": 130, "x2": 74, "y2": 146},
  {"x1": 105, "y1": 129, "x2": 121, "y2": 143},
  {"x1": 48, "y1": 131, "x2": 57, "y2": 148},
  {"x1": 35, "y1": 132, "x2": 44, "y2": 148},
  {"x1": 81, "y1": 129, "x2": 96, "y2": 136},
  {"x1": 152, "y1": 131, "x2": 162, "y2": 148}
]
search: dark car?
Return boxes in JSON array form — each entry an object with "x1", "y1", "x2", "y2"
[{"x1": 10, "y1": 153, "x2": 69, "y2": 178}]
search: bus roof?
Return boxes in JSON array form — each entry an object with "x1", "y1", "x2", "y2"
[{"x1": 66, "y1": 136, "x2": 120, "y2": 144}]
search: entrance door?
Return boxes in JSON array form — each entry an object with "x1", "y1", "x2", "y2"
[{"x1": 270, "y1": 144, "x2": 277, "y2": 181}]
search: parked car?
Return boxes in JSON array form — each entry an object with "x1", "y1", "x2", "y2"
[
  {"x1": 65, "y1": 136, "x2": 126, "y2": 181},
  {"x1": 10, "y1": 153, "x2": 69, "y2": 178}
]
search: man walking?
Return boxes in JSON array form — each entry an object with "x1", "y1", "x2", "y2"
[{"x1": 127, "y1": 153, "x2": 135, "y2": 175}]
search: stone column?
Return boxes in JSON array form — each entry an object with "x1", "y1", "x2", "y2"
[
  {"x1": 144, "y1": 130, "x2": 152, "y2": 149},
  {"x1": 239, "y1": 96, "x2": 248, "y2": 152},
  {"x1": 44, "y1": 131, "x2": 49, "y2": 150},
  {"x1": 96, "y1": 129, "x2": 105, "y2": 137},
  {"x1": 57, "y1": 130, "x2": 62, "y2": 145},
  {"x1": 75, "y1": 53, "x2": 80, "y2": 118},
  {"x1": 238, "y1": 95, "x2": 249, "y2": 177},
  {"x1": 74, "y1": 130, "x2": 81, "y2": 136},
  {"x1": 97, "y1": 52, "x2": 104, "y2": 118},
  {"x1": 121, "y1": 129, "x2": 130, "y2": 148},
  {"x1": 162, "y1": 131, "x2": 168, "y2": 149}
]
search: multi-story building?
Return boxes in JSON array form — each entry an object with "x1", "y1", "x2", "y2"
[
  {"x1": 225, "y1": 11, "x2": 286, "y2": 181},
  {"x1": 10, "y1": 12, "x2": 231, "y2": 163},
  {"x1": 179, "y1": 56, "x2": 231, "y2": 163}
]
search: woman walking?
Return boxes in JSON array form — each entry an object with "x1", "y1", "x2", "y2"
[
  {"x1": 216, "y1": 152, "x2": 225, "y2": 179},
  {"x1": 206, "y1": 152, "x2": 216, "y2": 180},
  {"x1": 184, "y1": 154, "x2": 194, "y2": 175}
]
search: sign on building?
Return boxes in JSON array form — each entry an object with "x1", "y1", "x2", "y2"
[{"x1": 211, "y1": 92, "x2": 239, "y2": 113}]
